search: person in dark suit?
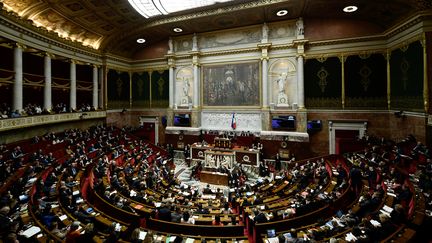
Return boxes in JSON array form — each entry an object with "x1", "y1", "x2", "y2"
[
  {"x1": 275, "y1": 153, "x2": 282, "y2": 171},
  {"x1": 157, "y1": 203, "x2": 172, "y2": 221},
  {"x1": 171, "y1": 207, "x2": 182, "y2": 223},
  {"x1": 350, "y1": 166, "x2": 363, "y2": 195},
  {"x1": 253, "y1": 210, "x2": 268, "y2": 224},
  {"x1": 203, "y1": 184, "x2": 212, "y2": 194}
]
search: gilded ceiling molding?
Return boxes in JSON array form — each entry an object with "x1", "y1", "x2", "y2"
[
  {"x1": 137, "y1": 0, "x2": 287, "y2": 29},
  {"x1": 0, "y1": 10, "x2": 101, "y2": 59},
  {"x1": 131, "y1": 66, "x2": 169, "y2": 73},
  {"x1": 305, "y1": 49, "x2": 387, "y2": 60},
  {"x1": 308, "y1": 36, "x2": 384, "y2": 48},
  {"x1": 384, "y1": 11, "x2": 429, "y2": 38},
  {"x1": 388, "y1": 34, "x2": 423, "y2": 52},
  {"x1": 2, "y1": 1, "x2": 102, "y2": 49}
]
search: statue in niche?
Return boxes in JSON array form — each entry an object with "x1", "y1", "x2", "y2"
[
  {"x1": 275, "y1": 73, "x2": 289, "y2": 107},
  {"x1": 180, "y1": 77, "x2": 191, "y2": 106},
  {"x1": 183, "y1": 78, "x2": 190, "y2": 97},
  {"x1": 296, "y1": 17, "x2": 304, "y2": 39},
  {"x1": 276, "y1": 73, "x2": 287, "y2": 94}
]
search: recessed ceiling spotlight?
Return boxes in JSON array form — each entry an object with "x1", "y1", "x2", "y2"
[
  {"x1": 136, "y1": 38, "x2": 146, "y2": 43},
  {"x1": 173, "y1": 27, "x2": 183, "y2": 33},
  {"x1": 343, "y1": 5, "x2": 358, "y2": 13},
  {"x1": 276, "y1": 9, "x2": 288, "y2": 16}
]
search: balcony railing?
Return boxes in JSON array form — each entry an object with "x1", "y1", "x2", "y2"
[{"x1": 0, "y1": 111, "x2": 106, "y2": 132}]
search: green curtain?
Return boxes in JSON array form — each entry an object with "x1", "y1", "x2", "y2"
[
  {"x1": 345, "y1": 53, "x2": 387, "y2": 109},
  {"x1": 107, "y1": 69, "x2": 130, "y2": 109},
  {"x1": 305, "y1": 57, "x2": 342, "y2": 109},
  {"x1": 132, "y1": 72, "x2": 150, "y2": 108},
  {"x1": 151, "y1": 70, "x2": 169, "y2": 108},
  {"x1": 390, "y1": 41, "x2": 423, "y2": 111}
]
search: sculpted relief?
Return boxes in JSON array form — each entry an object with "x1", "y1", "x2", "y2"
[{"x1": 201, "y1": 112, "x2": 261, "y2": 131}]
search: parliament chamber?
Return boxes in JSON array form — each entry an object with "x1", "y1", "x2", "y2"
[{"x1": 0, "y1": 0, "x2": 432, "y2": 242}]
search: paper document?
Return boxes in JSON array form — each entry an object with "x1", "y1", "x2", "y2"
[{"x1": 20, "y1": 226, "x2": 41, "y2": 238}]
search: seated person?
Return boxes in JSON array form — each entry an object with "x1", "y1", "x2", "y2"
[{"x1": 181, "y1": 211, "x2": 195, "y2": 224}]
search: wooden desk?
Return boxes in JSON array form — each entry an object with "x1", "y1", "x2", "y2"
[
  {"x1": 201, "y1": 171, "x2": 229, "y2": 186},
  {"x1": 191, "y1": 144, "x2": 259, "y2": 167}
]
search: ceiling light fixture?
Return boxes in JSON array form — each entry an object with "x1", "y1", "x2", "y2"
[
  {"x1": 343, "y1": 6, "x2": 358, "y2": 13},
  {"x1": 173, "y1": 27, "x2": 183, "y2": 33},
  {"x1": 276, "y1": 10, "x2": 288, "y2": 16},
  {"x1": 136, "y1": 38, "x2": 146, "y2": 43}
]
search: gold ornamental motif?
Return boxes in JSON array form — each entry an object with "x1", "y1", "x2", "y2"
[
  {"x1": 157, "y1": 77, "x2": 165, "y2": 96},
  {"x1": 400, "y1": 58, "x2": 410, "y2": 91},
  {"x1": 317, "y1": 67, "x2": 329, "y2": 93},
  {"x1": 358, "y1": 64, "x2": 372, "y2": 92}
]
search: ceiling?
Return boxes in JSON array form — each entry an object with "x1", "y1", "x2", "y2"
[{"x1": 1, "y1": 0, "x2": 431, "y2": 58}]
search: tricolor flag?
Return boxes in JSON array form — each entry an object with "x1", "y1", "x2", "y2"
[{"x1": 231, "y1": 113, "x2": 237, "y2": 130}]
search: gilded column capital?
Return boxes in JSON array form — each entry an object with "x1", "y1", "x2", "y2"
[
  {"x1": 45, "y1": 52, "x2": 55, "y2": 58},
  {"x1": 260, "y1": 56, "x2": 269, "y2": 61},
  {"x1": 338, "y1": 55, "x2": 347, "y2": 63},
  {"x1": 167, "y1": 57, "x2": 176, "y2": 68},
  {"x1": 15, "y1": 43, "x2": 26, "y2": 49},
  {"x1": 383, "y1": 51, "x2": 391, "y2": 61},
  {"x1": 192, "y1": 54, "x2": 200, "y2": 66},
  {"x1": 421, "y1": 33, "x2": 426, "y2": 48}
]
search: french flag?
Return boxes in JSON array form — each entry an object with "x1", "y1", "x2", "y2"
[{"x1": 231, "y1": 113, "x2": 237, "y2": 130}]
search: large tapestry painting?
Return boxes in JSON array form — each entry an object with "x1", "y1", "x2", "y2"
[{"x1": 202, "y1": 62, "x2": 260, "y2": 106}]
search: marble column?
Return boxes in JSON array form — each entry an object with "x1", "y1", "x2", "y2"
[
  {"x1": 98, "y1": 67, "x2": 104, "y2": 110},
  {"x1": 297, "y1": 55, "x2": 305, "y2": 109},
  {"x1": 262, "y1": 58, "x2": 268, "y2": 107},
  {"x1": 70, "y1": 60, "x2": 76, "y2": 111},
  {"x1": 169, "y1": 65, "x2": 175, "y2": 108},
  {"x1": 193, "y1": 63, "x2": 199, "y2": 108},
  {"x1": 13, "y1": 44, "x2": 23, "y2": 112},
  {"x1": 44, "y1": 53, "x2": 52, "y2": 111},
  {"x1": 92, "y1": 65, "x2": 98, "y2": 109}
]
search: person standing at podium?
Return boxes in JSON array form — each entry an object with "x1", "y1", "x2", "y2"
[
  {"x1": 275, "y1": 153, "x2": 282, "y2": 171},
  {"x1": 183, "y1": 144, "x2": 190, "y2": 166}
]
